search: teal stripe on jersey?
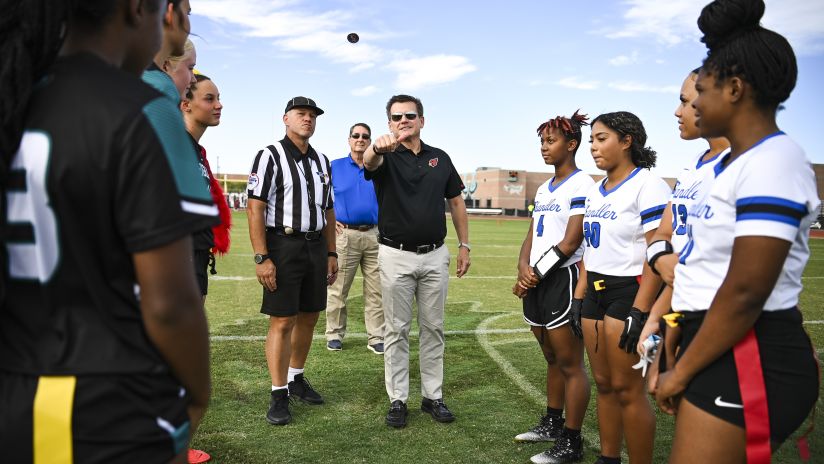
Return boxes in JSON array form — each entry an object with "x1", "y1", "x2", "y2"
[
  {"x1": 141, "y1": 98, "x2": 212, "y2": 203},
  {"x1": 141, "y1": 68, "x2": 181, "y2": 103}
]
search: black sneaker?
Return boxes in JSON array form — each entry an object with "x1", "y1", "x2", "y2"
[
  {"x1": 266, "y1": 389, "x2": 291, "y2": 425},
  {"x1": 514, "y1": 414, "x2": 564, "y2": 442},
  {"x1": 288, "y1": 373, "x2": 324, "y2": 405},
  {"x1": 421, "y1": 397, "x2": 455, "y2": 423},
  {"x1": 386, "y1": 400, "x2": 408, "y2": 428},
  {"x1": 530, "y1": 435, "x2": 584, "y2": 463}
]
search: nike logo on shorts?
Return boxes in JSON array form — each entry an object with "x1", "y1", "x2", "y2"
[{"x1": 714, "y1": 396, "x2": 743, "y2": 409}]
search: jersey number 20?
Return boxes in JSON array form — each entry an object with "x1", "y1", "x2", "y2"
[
  {"x1": 6, "y1": 132, "x2": 59, "y2": 282},
  {"x1": 583, "y1": 221, "x2": 601, "y2": 248}
]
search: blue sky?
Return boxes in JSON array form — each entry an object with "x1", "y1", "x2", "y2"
[{"x1": 189, "y1": 0, "x2": 824, "y2": 179}]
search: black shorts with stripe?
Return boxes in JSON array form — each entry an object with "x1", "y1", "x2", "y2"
[
  {"x1": 0, "y1": 371, "x2": 189, "y2": 463},
  {"x1": 581, "y1": 272, "x2": 640, "y2": 321},
  {"x1": 677, "y1": 308, "x2": 819, "y2": 443},
  {"x1": 523, "y1": 264, "x2": 578, "y2": 329},
  {"x1": 260, "y1": 230, "x2": 328, "y2": 316}
]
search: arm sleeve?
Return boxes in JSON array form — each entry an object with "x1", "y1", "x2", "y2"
[
  {"x1": 638, "y1": 175, "x2": 671, "y2": 233},
  {"x1": 114, "y1": 97, "x2": 218, "y2": 253},
  {"x1": 733, "y1": 150, "x2": 819, "y2": 242}
]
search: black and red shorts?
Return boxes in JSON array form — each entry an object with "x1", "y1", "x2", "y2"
[{"x1": 677, "y1": 308, "x2": 819, "y2": 443}]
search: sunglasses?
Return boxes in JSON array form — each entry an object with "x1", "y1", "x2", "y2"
[
  {"x1": 390, "y1": 112, "x2": 418, "y2": 122},
  {"x1": 350, "y1": 133, "x2": 371, "y2": 140}
]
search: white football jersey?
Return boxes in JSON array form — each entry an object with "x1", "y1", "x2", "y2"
[
  {"x1": 670, "y1": 148, "x2": 729, "y2": 253},
  {"x1": 672, "y1": 133, "x2": 820, "y2": 312},
  {"x1": 529, "y1": 170, "x2": 595, "y2": 267},
  {"x1": 582, "y1": 167, "x2": 671, "y2": 276}
]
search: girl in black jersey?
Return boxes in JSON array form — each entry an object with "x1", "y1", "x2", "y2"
[{"x1": 0, "y1": 1, "x2": 216, "y2": 463}]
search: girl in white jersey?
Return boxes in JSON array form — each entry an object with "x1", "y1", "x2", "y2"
[
  {"x1": 652, "y1": 1, "x2": 820, "y2": 462},
  {"x1": 636, "y1": 69, "x2": 730, "y2": 360},
  {"x1": 513, "y1": 111, "x2": 593, "y2": 464},
  {"x1": 575, "y1": 112, "x2": 671, "y2": 464}
]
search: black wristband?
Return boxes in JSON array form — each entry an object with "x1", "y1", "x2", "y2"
[
  {"x1": 646, "y1": 240, "x2": 674, "y2": 275},
  {"x1": 328, "y1": 251, "x2": 338, "y2": 258}
]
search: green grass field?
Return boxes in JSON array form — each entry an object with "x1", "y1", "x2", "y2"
[{"x1": 194, "y1": 212, "x2": 824, "y2": 463}]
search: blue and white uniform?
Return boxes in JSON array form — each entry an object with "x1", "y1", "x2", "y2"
[
  {"x1": 523, "y1": 170, "x2": 595, "y2": 328},
  {"x1": 670, "y1": 132, "x2": 820, "y2": 443},
  {"x1": 582, "y1": 167, "x2": 671, "y2": 276},
  {"x1": 672, "y1": 133, "x2": 819, "y2": 311},
  {"x1": 669, "y1": 148, "x2": 728, "y2": 254},
  {"x1": 529, "y1": 170, "x2": 595, "y2": 267}
]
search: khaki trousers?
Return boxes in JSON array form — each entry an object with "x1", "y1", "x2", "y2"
[
  {"x1": 325, "y1": 228, "x2": 384, "y2": 345},
  {"x1": 379, "y1": 244, "x2": 450, "y2": 403}
]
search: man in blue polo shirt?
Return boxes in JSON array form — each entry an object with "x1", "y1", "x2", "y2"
[{"x1": 325, "y1": 123, "x2": 385, "y2": 354}]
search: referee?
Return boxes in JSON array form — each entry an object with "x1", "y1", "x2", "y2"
[{"x1": 247, "y1": 96, "x2": 338, "y2": 426}]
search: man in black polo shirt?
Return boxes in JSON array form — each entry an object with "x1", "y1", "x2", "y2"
[
  {"x1": 363, "y1": 94, "x2": 471, "y2": 428},
  {"x1": 247, "y1": 97, "x2": 338, "y2": 426}
]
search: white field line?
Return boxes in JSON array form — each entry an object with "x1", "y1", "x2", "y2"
[
  {"x1": 211, "y1": 327, "x2": 529, "y2": 342},
  {"x1": 475, "y1": 312, "x2": 606, "y2": 457}
]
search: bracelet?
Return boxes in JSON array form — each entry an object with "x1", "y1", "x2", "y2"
[
  {"x1": 328, "y1": 251, "x2": 338, "y2": 258},
  {"x1": 646, "y1": 240, "x2": 674, "y2": 275}
]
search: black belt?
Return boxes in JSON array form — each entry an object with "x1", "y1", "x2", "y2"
[
  {"x1": 342, "y1": 223, "x2": 376, "y2": 231},
  {"x1": 266, "y1": 226, "x2": 322, "y2": 241},
  {"x1": 379, "y1": 236, "x2": 443, "y2": 254}
]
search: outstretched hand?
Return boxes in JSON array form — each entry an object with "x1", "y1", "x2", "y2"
[{"x1": 372, "y1": 132, "x2": 409, "y2": 154}]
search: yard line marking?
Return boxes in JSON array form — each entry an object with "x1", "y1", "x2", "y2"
[
  {"x1": 804, "y1": 320, "x2": 824, "y2": 324},
  {"x1": 212, "y1": 327, "x2": 530, "y2": 342},
  {"x1": 476, "y1": 312, "x2": 605, "y2": 456}
]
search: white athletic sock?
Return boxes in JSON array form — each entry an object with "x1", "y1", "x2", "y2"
[
  {"x1": 271, "y1": 385, "x2": 287, "y2": 392},
  {"x1": 287, "y1": 367, "x2": 304, "y2": 383}
]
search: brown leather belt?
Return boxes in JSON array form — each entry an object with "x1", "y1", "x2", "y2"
[{"x1": 342, "y1": 223, "x2": 376, "y2": 231}]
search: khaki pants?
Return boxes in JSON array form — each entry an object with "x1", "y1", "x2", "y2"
[
  {"x1": 325, "y1": 228, "x2": 384, "y2": 345},
  {"x1": 379, "y1": 244, "x2": 450, "y2": 403}
]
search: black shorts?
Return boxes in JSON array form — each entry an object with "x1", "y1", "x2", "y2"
[
  {"x1": 677, "y1": 309, "x2": 819, "y2": 443},
  {"x1": 0, "y1": 371, "x2": 189, "y2": 463},
  {"x1": 193, "y1": 248, "x2": 211, "y2": 296},
  {"x1": 581, "y1": 272, "x2": 639, "y2": 321},
  {"x1": 261, "y1": 231, "x2": 328, "y2": 317},
  {"x1": 523, "y1": 264, "x2": 578, "y2": 329}
]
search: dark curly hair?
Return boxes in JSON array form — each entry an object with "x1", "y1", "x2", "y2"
[
  {"x1": 591, "y1": 111, "x2": 656, "y2": 169},
  {"x1": 185, "y1": 73, "x2": 212, "y2": 100},
  {"x1": 536, "y1": 110, "x2": 589, "y2": 155},
  {"x1": 698, "y1": 0, "x2": 796, "y2": 110}
]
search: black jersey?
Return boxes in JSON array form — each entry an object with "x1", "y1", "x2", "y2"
[
  {"x1": 188, "y1": 134, "x2": 215, "y2": 251},
  {"x1": 0, "y1": 53, "x2": 218, "y2": 375}
]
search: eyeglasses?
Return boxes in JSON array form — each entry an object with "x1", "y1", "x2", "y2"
[
  {"x1": 350, "y1": 133, "x2": 371, "y2": 140},
  {"x1": 390, "y1": 112, "x2": 418, "y2": 122}
]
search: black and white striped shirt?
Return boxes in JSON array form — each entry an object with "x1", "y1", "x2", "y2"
[{"x1": 247, "y1": 137, "x2": 334, "y2": 232}]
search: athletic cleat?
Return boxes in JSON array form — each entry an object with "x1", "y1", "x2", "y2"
[
  {"x1": 266, "y1": 389, "x2": 291, "y2": 425},
  {"x1": 288, "y1": 373, "x2": 324, "y2": 404},
  {"x1": 530, "y1": 435, "x2": 584, "y2": 463},
  {"x1": 386, "y1": 400, "x2": 408, "y2": 428},
  {"x1": 514, "y1": 414, "x2": 565, "y2": 442}
]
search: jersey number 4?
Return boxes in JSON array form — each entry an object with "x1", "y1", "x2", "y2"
[
  {"x1": 6, "y1": 132, "x2": 59, "y2": 282},
  {"x1": 583, "y1": 221, "x2": 601, "y2": 248}
]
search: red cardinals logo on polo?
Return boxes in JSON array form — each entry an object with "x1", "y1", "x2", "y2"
[{"x1": 428, "y1": 158, "x2": 439, "y2": 168}]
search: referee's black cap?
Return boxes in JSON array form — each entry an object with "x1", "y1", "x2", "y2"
[{"x1": 285, "y1": 96, "x2": 324, "y2": 116}]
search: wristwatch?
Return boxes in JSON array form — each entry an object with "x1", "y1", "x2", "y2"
[
  {"x1": 458, "y1": 242, "x2": 472, "y2": 252},
  {"x1": 254, "y1": 253, "x2": 269, "y2": 264}
]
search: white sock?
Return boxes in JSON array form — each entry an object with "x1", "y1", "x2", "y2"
[
  {"x1": 287, "y1": 367, "x2": 304, "y2": 383},
  {"x1": 271, "y1": 385, "x2": 287, "y2": 392}
]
